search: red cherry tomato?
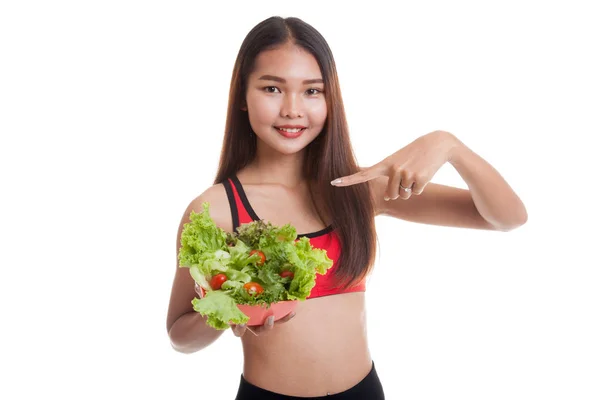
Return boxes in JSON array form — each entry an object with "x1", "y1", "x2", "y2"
[
  {"x1": 243, "y1": 282, "x2": 264, "y2": 296},
  {"x1": 279, "y1": 270, "x2": 294, "y2": 279},
  {"x1": 210, "y1": 273, "x2": 227, "y2": 290},
  {"x1": 250, "y1": 250, "x2": 266, "y2": 266}
]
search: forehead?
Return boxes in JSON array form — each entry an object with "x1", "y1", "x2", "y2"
[{"x1": 251, "y1": 44, "x2": 322, "y2": 81}]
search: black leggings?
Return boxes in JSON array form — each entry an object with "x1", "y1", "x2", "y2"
[{"x1": 234, "y1": 361, "x2": 385, "y2": 399}]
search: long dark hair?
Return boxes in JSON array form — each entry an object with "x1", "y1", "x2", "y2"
[{"x1": 214, "y1": 16, "x2": 377, "y2": 289}]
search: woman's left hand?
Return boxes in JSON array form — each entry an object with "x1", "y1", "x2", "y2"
[{"x1": 331, "y1": 130, "x2": 460, "y2": 200}]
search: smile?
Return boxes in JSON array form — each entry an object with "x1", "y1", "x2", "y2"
[{"x1": 274, "y1": 127, "x2": 306, "y2": 138}]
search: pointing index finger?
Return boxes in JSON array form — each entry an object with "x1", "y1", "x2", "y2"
[{"x1": 330, "y1": 166, "x2": 384, "y2": 187}]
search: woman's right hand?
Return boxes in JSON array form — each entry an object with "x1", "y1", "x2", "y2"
[
  {"x1": 196, "y1": 281, "x2": 297, "y2": 337},
  {"x1": 230, "y1": 311, "x2": 296, "y2": 337}
]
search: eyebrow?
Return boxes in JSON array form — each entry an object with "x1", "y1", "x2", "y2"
[{"x1": 258, "y1": 75, "x2": 323, "y2": 85}]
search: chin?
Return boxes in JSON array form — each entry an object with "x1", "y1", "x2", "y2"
[
  {"x1": 258, "y1": 131, "x2": 320, "y2": 155},
  {"x1": 267, "y1": 141, "x2": 311, "y2": 156}
]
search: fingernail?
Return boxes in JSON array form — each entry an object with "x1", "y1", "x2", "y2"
[
  {"x1": 290, "y1": 312, "x2": 296, "y2": 319},
  {"x1": 330, "y1": 178, "x2": 342, "y2": 185},
  {"x1": 384, "y1": 196, "x2": 389, "y2": 201},
  {"x1": 267, "y1": 316, "x2": 274, "y2": 326}
]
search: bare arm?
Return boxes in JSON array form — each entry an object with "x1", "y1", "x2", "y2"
[
  {"x1": 362, "y1": 131, "x2": 527, "y2": 231},
  {"x1": 167, "y1": 275, "x2": 224, "y2": 353},
  {"x1": 445, "y1": 138, "x2": 528, "y2": 230},
  {"x1": 166, "y1": 185, "x2": 232, "y2": 353}
]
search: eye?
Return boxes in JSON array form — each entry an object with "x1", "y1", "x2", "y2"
[
  {"x1": 306, "y1": 88, "x2": 323, "y2": 96},
  {"x1": 263, "y1": 86, "x2": 281, "y2": 93}
]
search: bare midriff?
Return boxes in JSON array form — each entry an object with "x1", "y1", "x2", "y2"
[{"x1": 241, "y1": 292, "x2": 372, "y2": 397}]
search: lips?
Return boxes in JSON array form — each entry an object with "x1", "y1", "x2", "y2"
[
  {"x1": 274, "y1": 126, "x2": 306, "y2": 139},
  {"x1": 275, "y1": 125, "x2": 307, "y2": 129}
]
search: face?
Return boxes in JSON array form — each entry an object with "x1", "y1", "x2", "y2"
[{"x1": 244, "y1": 44, "x2": 327, "y2": 156}]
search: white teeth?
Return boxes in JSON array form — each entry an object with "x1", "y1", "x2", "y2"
[{"x1": 277, "y1": 127, "x2": 304, "y2": 133}]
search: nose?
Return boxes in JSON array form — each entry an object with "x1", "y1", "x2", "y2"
[{"x1": 280, "y1": 93, "x2": 304, "y2": 118}]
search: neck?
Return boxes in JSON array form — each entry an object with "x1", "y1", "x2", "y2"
[{"x1": 246, "y1": 144, "x2": 307, "y2": 188}]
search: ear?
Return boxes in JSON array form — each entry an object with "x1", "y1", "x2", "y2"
[{"x1": 241, "y1": 101, "x2": 247, "y2": 111}]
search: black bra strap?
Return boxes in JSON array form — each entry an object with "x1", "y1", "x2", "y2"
[{"x1": 222, "y1": 178, "x2": 240, "y2": 233}]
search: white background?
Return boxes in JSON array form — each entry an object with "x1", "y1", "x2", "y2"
[{"x1": 1, "y1": 1, "x2": 598, "y2": 399}]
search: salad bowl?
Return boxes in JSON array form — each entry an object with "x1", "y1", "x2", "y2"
[{"x1": 237, "y1": 300, "x2": 298, "y2": 326}]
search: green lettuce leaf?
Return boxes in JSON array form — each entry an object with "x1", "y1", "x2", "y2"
[
  {"x1": 191, "y1": 290, "x2": 249, "y2": 329},
  {"x1": 178, "y1": 203, "x2": 228, "y2": 267}
]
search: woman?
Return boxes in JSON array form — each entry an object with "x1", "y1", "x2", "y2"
[{"x1": 166, "y1": 16, "x2": 527, "y2": 399}]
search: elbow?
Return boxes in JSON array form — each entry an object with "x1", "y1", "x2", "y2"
[
  {"x1": 167, "y1": 311, "x2": 224, "y2": 353},
  {"x1": 509, "y1": 207, "x2": 529, "y2": 230},
  {"x1": 167, "y1": 321, "x2": 191, "y2": 354},
  {"x1": 492, "y1": 204, "x2": 528, "y2": 232},
  {"x1": 517, "y1": 212, "x2": 528, "y2": 229},
  {"x1": 168, "y1": 328, "x2": 200, "y2": 354},
  {"x1": 170, "y1": 341, "x2": 198, "y2": 354},
  {"x1": 511, "y1": 202, "x2": 529, "y2": 229},
  {"x1": 497, "y1": 213, "x2": 528, "y2": 232}
]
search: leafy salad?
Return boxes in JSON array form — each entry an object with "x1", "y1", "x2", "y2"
[{"x1": 178, "y1": 202, "x2": 333, "y2": 329}]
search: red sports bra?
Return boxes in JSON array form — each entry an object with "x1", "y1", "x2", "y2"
[{"x1": 223, "y1": 176, "x2": 366, "y2": 299}]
